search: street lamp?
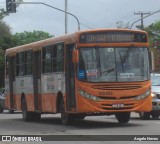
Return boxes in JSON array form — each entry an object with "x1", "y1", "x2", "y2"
[{"x1": 15, "y1": 1, "x2": 81, "y2": 32}]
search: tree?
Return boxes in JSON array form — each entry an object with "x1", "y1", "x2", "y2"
[
  {"x1": 0, "y1": 9, "x2": 8, "y2": 20},
  {"x1": 12, "y1": 31, "x2": 54, "y2": 46},
  {"x1": 144, "y1": 20, "x2": 160, "y2": 48},
  {"x1": 144, "y1": 20, "x2": 160, "y2": 72},
  {"x1": 0, "y1": 11, "x2": 12, "y2": 88}
]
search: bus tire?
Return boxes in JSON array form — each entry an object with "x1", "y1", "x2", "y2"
[
  {"x1": 0, "y1": 105, "x2": 3, "y2": 113},
  {"x1": 32, "y1": 112, "x2": 41, "y2": 121},
  {"x1": 60, "y1": 99, "x2": 72, "y2": 125},
  {"x1": 151, "y1": 111, "x2": 159, "y2": 118},
  {"x1": 139, "y1": 112, "x2": 150, "y2": 120},
  {"x1": 76, "y1": 114, "x2": 86, "y2": 120},
  {"x1": 115, "y1": 112, "x2": 130, "y2": 123},
  {"x1": 22, "y1": 97, "x2": 31, "y2": 122}
]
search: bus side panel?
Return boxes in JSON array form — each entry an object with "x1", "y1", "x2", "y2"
[
  {"x1": 41, "y1": 94, "x2": 57, "y2": 112},
  {"x1": 25, "y1": 94, "x2": 35, "y2": 111},
  {"x1": 5, "y1": 81, "x2": 16, "y2": 110},
  {"x1": 41, "y1": 73, "x2": 65, "y2": 113},
  {"x1": 5, "y1": 95, "x2": 10, "y2": 109},
  {"x1": 16, "y1": 77, "x2": 34, "y2": 111},
  {"x1": 5, "y1": 78, "x2": 10, "y2": 109}
]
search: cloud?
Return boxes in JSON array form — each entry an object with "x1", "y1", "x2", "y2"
[{"x1": 2, "y1": 0, "x2": 160, "y2": 36}]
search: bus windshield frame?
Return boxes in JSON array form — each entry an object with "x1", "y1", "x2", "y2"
[{"x1": 77, "y1": 46, "x2": 150, "y2": 82}]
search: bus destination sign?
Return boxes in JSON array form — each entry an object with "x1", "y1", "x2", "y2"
[{"x1": 79, "y1": 32, "x2": 147, "y2": 43}]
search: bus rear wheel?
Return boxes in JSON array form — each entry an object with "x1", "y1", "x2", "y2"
[
  {"x1": 60, "y1": 99, "x2": 72, "y2": 125},
  {"x1": 22, "y1": 97, "x2": 32, "y2": 121},
  {"x1": 115, "y1": 112, "x2": 130, "y2": 123}
]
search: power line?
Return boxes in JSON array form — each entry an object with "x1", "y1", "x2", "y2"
[
  {"x1": 130, "y1": 10, "x2": 160, "y2": 29},
  {"x1": 107, "y1": 12, "x2": 135, "y2": 28},
  {"x1": 80, "y1": 22, "x2": 93, "y2": 29},
  {"x1": 118, "y1": 12, "x2": 134, "y2": 21}
]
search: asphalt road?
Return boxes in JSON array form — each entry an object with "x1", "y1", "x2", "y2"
[{"x1": 0, "y1": 111, "x2": 160, "y2": 144}]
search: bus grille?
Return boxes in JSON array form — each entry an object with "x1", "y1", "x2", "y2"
[
  {"x1": 91, "y1": 84, "x2": 142, "y2": 90},
  {"x1": 99, "y1": 95, "x2": 137, "y2": 100}
]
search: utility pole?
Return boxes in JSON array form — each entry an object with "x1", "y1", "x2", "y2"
[
  {"x1": 65, "y1": 0, "x2": 68, "y2": 34},
  {"x1": 134, "y1": 11, "x2": 151, "y2": 29},
  {"x1": 130, "y1": 10, "x2": 160, "y2": 29}
]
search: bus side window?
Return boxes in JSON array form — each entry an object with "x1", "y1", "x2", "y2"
[
  {"x1": 53, "y1": 43, "x2": 64, "y2": 72},
  {"x1": 16, "y1": 52, "x2": 25, "y2": 76},
  {"x1": 25, "y1": 50, "x2": 33, "y2": 76},
  {"x1": 42, "y1": 45, "x2": 52, "y2": 73}
]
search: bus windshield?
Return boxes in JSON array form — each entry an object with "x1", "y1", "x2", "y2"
[{"x1": 78, "y1": 47, "x2": 149, "y2": 82}]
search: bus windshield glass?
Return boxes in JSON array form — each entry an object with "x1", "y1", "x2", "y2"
[{"x1": 78, "y1": 47, "x2": 149, "y2": 82}]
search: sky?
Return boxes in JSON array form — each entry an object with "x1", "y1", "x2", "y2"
[{"x1": 1, "y1": 0, "x2": 160, "y2": 36}]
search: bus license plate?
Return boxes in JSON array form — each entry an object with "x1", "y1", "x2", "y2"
[{"x1": 112, "y1": 104, "x2": 124, "y2": 108}]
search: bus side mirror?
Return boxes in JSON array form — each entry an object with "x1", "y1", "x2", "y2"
[{"x1": 72, "y1": 49, "x2": 79, "y2": 63}]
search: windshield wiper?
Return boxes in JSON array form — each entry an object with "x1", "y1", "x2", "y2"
[
  {"x1": 121, "y1": 46, "x2": 133, "y2": 64},
  {"x1": 101, "y1": 67, "x2": 115, "y2": 75}
]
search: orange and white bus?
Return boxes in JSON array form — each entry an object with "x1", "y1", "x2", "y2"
[{"x1": 5, "y1": 29, "x2": 152, "y2": 124}]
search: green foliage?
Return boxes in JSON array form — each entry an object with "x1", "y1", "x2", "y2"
[
  {"x1": 12, "y1": 31, "x2": 54, "y2": 46},
  {"x1": 144, "y1": 20, "x2": 160, "y2": 48},
  {"x1": 0, "y1": 21, "x2": 12, "y2": 50},
  {"x1": 0, "y1": 48, "x2": 5, "y2": 88},
  {"x1": 0, "y1": 49, "x2": 5, "y2": 67},
  {"x1": 0, "y1": 9, "x2": 8, "y2": 21}
]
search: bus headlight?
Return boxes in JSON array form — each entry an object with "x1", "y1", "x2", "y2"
[
  {"x1": 134, "y1": 89, "x2": 151, "y2": 100},
  {"x1": 79, "y1": 90, "x2": 101, "y2": 101}
]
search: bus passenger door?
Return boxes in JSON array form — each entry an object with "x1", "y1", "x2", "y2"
[
  {"x1": 33, "y1": 51, "x2": 41, "y2": 111},
  {"x1": 9, "y1": 56, "x2": 15, "y2": 110},
  {"x1": 66, "y1": 44, "x2": 76, "y2": 111}
]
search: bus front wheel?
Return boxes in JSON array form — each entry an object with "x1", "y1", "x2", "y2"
[
  {"x1": 60, "y1": 99, "x2": 72, "y2": 125},
  {"x1": 115, "y1": 112, "x2": 130, "y2": 123}
]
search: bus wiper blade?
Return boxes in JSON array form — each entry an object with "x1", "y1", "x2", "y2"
[
  {"x1": 122, "y1": 46, "x2": 133, "y2": 64},
  {"x1": 101, "y1": 67, "x2": 115, "y2": 75}
]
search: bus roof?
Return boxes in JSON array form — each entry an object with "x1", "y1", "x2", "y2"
[{"x1": 5, "y1": 28, "x2": 147, "y2": 56}]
